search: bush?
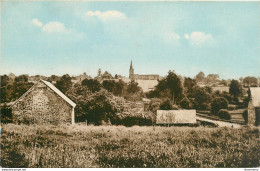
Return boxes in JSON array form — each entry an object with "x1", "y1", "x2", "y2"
[
  {"x1": 159, "y1": 99, "x2": 179, "y2": 110},
  {"x1": 117, "y1": 116, "x2": 153, "y2": 127},
  {"x1": 211, "y1": 97, "x2": 229, "y2": 115},
  {"x1": 148, "y1": 98, "x2": 163, "y2": 114},
  {"x1": 242, "y1": 110, "x2": 248, "y2": 123},
  {"x1": 218, "y1": 109, "x2": 231, "y2": 120},
  {"x1": 180, "y1": 97, "x2": 192, "y2": 109}
]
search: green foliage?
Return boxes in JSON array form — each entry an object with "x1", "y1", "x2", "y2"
[
  {"x1": 218, "y1": 109, "x2": 231, "y2": 120},
  {"x1": 81, "y1": 79, "x2": 102, "y2": 92},
  {"x1": 67, "y1": 85, "x2": 125, "y2": 125},
  {"x1": 193, "y1": 86, "x2": 211, "y2": 110},
  {"x1": 2, "y1": 124, "x2": 260, "y2": 168},
  {"x1": 126, "y1": 80, "x2": 141, "y2": 94},
  {"x1": 149, "y1": 71, "x2": 183, "y2": 103},
  {"x1": 242, "y1": 110, "x2": 248, "y2": 123},
  {"x1": 211, "y1": 97, "x2": 229, "y2": 115},
  {"x1": 195, "y1": 71, "x2": 205, "y2": 82},
  {"x1": 55, "y1": 74, "x2": 72, "y2": 94},
  {"x1": 159, "y1": 99, "x2": 178, "y2": 110},
  {"x1": 180, "y1": 97, "x2": 193, "y2": 109},
  {"x1": 14, "y1": 74, "x2": 29, "y2": 82},
  {"x1": 183, "y1": 77, "x2": 197, "y2": 97},
  {"x1": 148, "y1": 98, "x2": 163, "y2": 114},
  {"x1": 229, "y1": 79, "x2": 242, "y2": 97}
]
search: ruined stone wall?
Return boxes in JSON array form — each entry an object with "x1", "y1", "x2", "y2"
[{"x1": 12, "y1": 81, "x2": 72, "y2": 125}]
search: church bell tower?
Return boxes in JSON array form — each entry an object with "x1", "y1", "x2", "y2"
[{"x1": 129, "y1": 60, "x2": 134, "y2": 79}]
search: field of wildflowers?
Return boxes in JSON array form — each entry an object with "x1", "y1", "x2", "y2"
[{"x1": 1, "y1": 124, "x2": 259, "y2": 168}]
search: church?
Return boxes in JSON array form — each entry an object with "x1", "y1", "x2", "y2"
[{"x1": 129, "y1": 61, "x2": 159, "y2": 80}]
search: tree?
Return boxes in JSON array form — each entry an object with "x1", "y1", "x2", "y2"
[
  {"x1": 126, "y1": 80, "x2": 141, "y2": 94},
  {"x1": 113, "y1": 80, "x2": 126, "y2": 96},
  {"x1": 102, "y1": 71, "x2": 113, "y2": 79},
  {"x1": 67, "y1": 85, "x2": 125, "y2": 125},
  {"x1": 159, "y1": 99, "x2": 178, "y2": 110},
  {"x1": 55, "y1": 74, "x2": 72, "y2": 94},
  {"x1": 193, "y1": 86, "x2": 211, "y2": 110},
  {"x1": 183, "y1": 77, "x2": 197, "y2": 97},
  {"x1": 15, "y1": 75, "x2": 29, "y2": 82},
  {"x1": 81, "y1": 79, "x2": 101, "y2": 92},
  {"x1": 211, "y1": 97, "x2": 229, "y2": 115},
  {"x1": 195, "y1": 72, "x2": 205, "y2": 82},
  {"x1": 165, "y1": 70, "x2": 183, "y2": 103},
  {"x1": 243, "y1": 76, "x2": 258, "y2": 87},
  {"x1": 229, "y1": 79, "x2": 242, "y2": 97},
  {"x1": 206, "y1": 74, "x2": 219, "y2": 84},
  {"x1": 102, "y1": 80, "x2": 116, "y2": 93}
]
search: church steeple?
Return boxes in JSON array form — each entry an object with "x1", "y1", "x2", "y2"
[{"x1": 129, "y1": 60, "x2": 134, "y2": 79}]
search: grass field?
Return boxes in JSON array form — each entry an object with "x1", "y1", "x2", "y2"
[{"x1": 1, "y1": 124, "x2": 259, "y2": 168}]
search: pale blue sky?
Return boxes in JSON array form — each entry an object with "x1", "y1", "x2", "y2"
[{"x1": 1, "y1": 1, "x2": 260, "y2": 79}]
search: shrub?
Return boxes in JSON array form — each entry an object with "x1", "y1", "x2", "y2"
[
  {"x1": 211, "y1": 97, "x2": 229, "y2": 115},
  {"x1": 148, "y1": 98, "x2": 163, "y2": 114},
  {"x1": 242, "y1": 110, "x2": 248, "y2": 123},
  {"x1": 180, "y1": 97, "x2": 192, "y2": 109},
  {"x1": 159, "y1": 99, "x2": 179, "y2": 110},
  {"x1": 218, "y1": 109, "x2": 231, "y2": 120},
  {"x1": 117, "y1": 117, "x2": 153, "y2": 127}
]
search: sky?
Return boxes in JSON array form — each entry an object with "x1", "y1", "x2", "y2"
[{"x1": 1, "y1": 1, "x2": 260, "y2": 79}]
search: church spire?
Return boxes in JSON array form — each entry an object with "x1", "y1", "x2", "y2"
[{"x1": 129, "y1": 60, "x2": 134, "y2": 79}]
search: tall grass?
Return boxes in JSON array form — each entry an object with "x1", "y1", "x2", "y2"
[{"x1": 1, "y1": 124, "x2": 259, "y2": 168}]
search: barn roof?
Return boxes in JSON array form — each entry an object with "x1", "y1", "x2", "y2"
[
  {"x1": 10, "y1": 80, "x2": 76, "y2": 108},
  {"x1": 250, "y1": 87, "x2": 260, "y2": 107}
]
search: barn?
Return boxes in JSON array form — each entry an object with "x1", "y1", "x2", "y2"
[
  {"x1": 248, "y1": 87, "x2": 260, "y2": 126},
  {"x1": 10, "y1": 79, "x2": 76, "y2": 125}
]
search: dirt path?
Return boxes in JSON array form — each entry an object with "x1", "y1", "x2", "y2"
[{"x1": 196, "y1": 116, "x2": 242, "y2": 128}]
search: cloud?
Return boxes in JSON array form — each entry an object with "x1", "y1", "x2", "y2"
[
  {"x1": 85, "y1": 10, "x2": 126, "y2": 21},
  {"x1": 32, "y1": 19, "x2": 43, "y2": 27},
  {"x1": 185, "y1": 32, "x2": 213, "y2": 47},
  {"x1": 42, "y1": 22, "x2": 72, "y2": 33}
]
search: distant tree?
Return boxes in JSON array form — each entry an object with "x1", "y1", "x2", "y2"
[
  {"x1": 229, "y1": 79, "x2": 242, "y2": 98},
  {"x1": 55, "y1": 74, "x2": 72, "y2": 94},
  {"x1": 183, "y1": 77, "x2": 197, "y2": 97},
  {"x1": 113, "y1": 80, "x2": 126, "y2": 96},
  {"x1": 102, "y1": 71, "x2": 113, "y2": 79},
  {"x1": 1, "y1": 75, "x2": 11, "y2": 87},
  {"x1": 243, "y1": 76, "x2": 258, "y2": 87},
  {"x1": 102, "y1": 80, "x2": 116, "y2": 92},
  {"x1": 15, "y1": 75, "x2": 29, "y2": 82},
  {"x1": 205, "y1": 74, "x2": 219, "y2": 85},
  {"x1": 195, "y1": 72, "x2": 205, "y2": 82},
  {"x1": 126, "y1": 80, "x2": 141, "y2": 94},
  {"x1": 10, "y1": 82, "x2": 33, "y2": 102},
  {"x1": 81, "y1": 79, "x2": 102, "y2": 92},
  {"x1": 165, "y1": 70, "x2": 183, "y2": 103},
  {"x1": 97, "y1": 68, "x2": 102, "y2": 77},
  {"x1": 67, "y1": 85, "x2": 125, "y2": 125},
  {"x1": 211, "y1": 97, "x2": 229, "y2": 115},
  {"x1": 193, "y1": 86, "x2": 211, "y2": 110},
  {"x1": 49, "y1": 75, "x2": 60, "y2": 82}
]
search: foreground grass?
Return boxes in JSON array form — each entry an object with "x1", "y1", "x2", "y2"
[{"x1": 1, "y1": 124, "x2": 259, "y2": 168}]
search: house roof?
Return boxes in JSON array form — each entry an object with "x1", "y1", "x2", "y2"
[
  {"x1": 250, "y1": 87, "x2": 260, "y2": 107},
  {"x1": 10, "y1": 80, "x2": 76, "y2": 108}
]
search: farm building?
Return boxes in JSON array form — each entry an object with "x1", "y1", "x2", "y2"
[
  {"x1": 10, "y1": 80, "x2": 76, "y2": 125},
  {"x1": 248, "y1": 87, "x2": 260, "y2": 126}
]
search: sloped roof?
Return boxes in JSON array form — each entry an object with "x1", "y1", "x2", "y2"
[
  {"x1": 250, "y1": 87, "x2": 260, "y2": 107},
  {"x1": 11, "y1": 80, "x2": 76, "y2": 108}
]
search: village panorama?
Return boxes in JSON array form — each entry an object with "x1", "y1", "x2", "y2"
[{"x1": 1, "y1": 1, "x2": 260, "y2": 169}]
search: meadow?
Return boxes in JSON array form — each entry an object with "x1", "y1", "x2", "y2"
[{"x1": 1, "y1": 124, "x2": 259, "y2": 168}]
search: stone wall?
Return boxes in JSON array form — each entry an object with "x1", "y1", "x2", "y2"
[{"x1": 12, "y1": 81, "x2": 72, "y2": 125}]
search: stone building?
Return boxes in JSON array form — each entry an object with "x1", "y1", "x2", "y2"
[
  {"x1": 129, "y1": 60, "x2": 159, "y2": 80},
  {"x1": 10, "y1": 80, "x2": 76, "y2": 125},
  {"x1": 248, "y1": 87, "x2": 260, "y2": 126}
]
